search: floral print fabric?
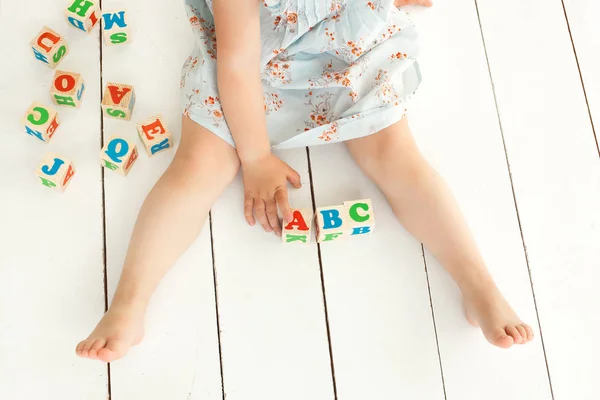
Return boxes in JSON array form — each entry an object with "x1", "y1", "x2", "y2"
[{"x1": 181, "y1": 0, "x2": 421, "y2": 149}]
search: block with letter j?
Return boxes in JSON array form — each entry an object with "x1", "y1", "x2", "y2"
[{"x1": 36, "y1": 154, "x2": 76, "y2": 192}]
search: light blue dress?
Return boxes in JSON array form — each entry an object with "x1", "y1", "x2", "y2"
[{"x1": 181, "y1": 0, "x2": 421, "y2": 149}]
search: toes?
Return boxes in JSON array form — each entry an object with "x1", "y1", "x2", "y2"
[
  {"x1": 76, "y1": 340, "x2": 93, "y2": 358},
  {"x1": 76, "y1": 340, "x2": 87, "y2": 356},
  {"x1": 89, "y1": 339, "x2": 107, "y2": 359},
  {"x1": 97, "y1": 339, "x2": 129, "y2": 363},
  {"x1": 515, "y1": 325, "x2": 528, "y2": 344},
  {"x1": 523, "y1": 324, "x2": 535, "y2": 341},
  {"x1": 506, "y1": 325, "x2": 524, "y2": 344},
  {"x1": 487, "y1": 328, "x2": 515, "y2": 348}
]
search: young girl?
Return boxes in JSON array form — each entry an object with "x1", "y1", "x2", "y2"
[{"x1": 76, "y1": 0, "x2": 533, "y2": 362}]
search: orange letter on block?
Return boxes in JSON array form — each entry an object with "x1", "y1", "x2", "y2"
[{"x1": 284, "y1": 210, "x2": 309, "y2": 231}]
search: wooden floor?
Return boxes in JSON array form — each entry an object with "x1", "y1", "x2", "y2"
[{"x1": 1, "y1": 1, "x2": 599, "y2": 399}]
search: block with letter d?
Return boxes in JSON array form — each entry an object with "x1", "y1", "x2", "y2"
[
  {"x1": 23, "y1": 102, "x2": 60, "y2": 143},
  {"x1": 315, "y1": 205, "x2": 349, "y2": 243},
  {"x1": 50, "y1": 70, "x2": 86, "y2": 108},
  {"x1": 100, "y1": 136, "x2": 139, "y2": 176},
  {"x1": 36, "y1": 154, "x2": 76, "y2": 192},
  {"x1": 282, "y1": 209, "x2": 313, "y2": 245},
  {"x1": 30, "y1": 26, "x2": 68, "y2": 69},
  {"x1": 102, "y1": 10, "x2": 131, "y2": 45},
  {"x1": 65, "y1": 0, "x2": 101, "y2": 33},
  {"x1": 344, "y1": 199, "x2": 375, "y2": 236},
  {"x1": 136, "y1": 116, "x2": 173, "y2": 156},
  {"x1": 102, "y1": 82, "x2": 136, "y2": 121}
]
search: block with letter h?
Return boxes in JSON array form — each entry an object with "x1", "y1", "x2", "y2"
[
  {"x1": 100, "y1": 136, "x2": 139, "y2": 176},
  {"x1": 136, "y1": 116, "x2": 173, "y2": 156},
  {"x1": 65, "y1": 0, "x2": 101, "y2": 33},
  {"x1": 51, "y1": 70, "x2": 86, "y2": 108},
  {"x1": 102, "y1": 82, "x2": 136, "y2": 121},
  {"x1": 30, "y1": 26, "x2": 68, "y2": 69},
  {"x1": 23, "y1": 102, "x2": 60, "y2": 143},
  {"x1": 315, "y1": 199, "x2": 375, "y2": 243},
  {"x1": 36, "y1": 154, "x2": 76, "y2": 192},
  {"x1": 102, "y1": 10, "x2": 130, "y2": 45},
  {"x1": 282, "y1": 209, "x2": 313, "y2": 245}
]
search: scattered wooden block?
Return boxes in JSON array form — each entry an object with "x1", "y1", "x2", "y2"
[
  {"x1": 136, "y1": 116, "x2": 173, "y2": 156},
  {"x1": 343, "y1": 199, "x2": 375, "y2": 236},
  {"x1": 100, "y1": 136, "x2": 139, "y2": 176},
  {"x1": 30, "y1": 26, "x2": 68, "y2": 69},
  {"x1": 23, "y1": 102, "x2": 60, "y2": 143},
  {"x1": 315, "y1": 205, "x2": 348, "y2": 243},
  {"x1": 102, "y1": 82, "x2": 136, "y2": 121},
  {"x1": 102, "y1": 10, "x2": 131, "y2": 45},
  {"x1": 36, "y1": 153, "x2": 76, "y2": 192},
  {"x1": 282, "y1": 209, "x2": 313, "y2": 244},
  {"x1": 65, "y1": 0, "x2": 101, "y2": 33},
  {"x1": 50, "y1": 70, "x2": 86, "y2": 108}
]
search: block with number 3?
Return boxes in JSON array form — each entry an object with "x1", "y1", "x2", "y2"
[{"x1": 100, "y1": 136, "x2": 138, "y2": 176}]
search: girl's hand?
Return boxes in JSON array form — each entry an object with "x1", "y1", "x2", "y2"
[
  {"x1": 242, "y1": 153, "x2": 302, "y2": 236},
  {"x1": 395, "y1": 0, "x2": 432, "y2": 6}
]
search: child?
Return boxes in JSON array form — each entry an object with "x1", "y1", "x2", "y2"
[{"x1": 76, "y1": 0, "x2": 533, "y2": 362}]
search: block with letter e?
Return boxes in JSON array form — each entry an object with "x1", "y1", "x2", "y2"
[{"x1": 136, "y1": 116, "x2": 173, "y2": 156}]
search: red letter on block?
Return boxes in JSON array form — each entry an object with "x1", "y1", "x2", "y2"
[
  {"x1": 108, "y1": 85, "x2": 131, "y2": 104},
  {"x1": 141, "y1": 119, "x2": 166, "y2": 141},
  {"x1": 37, "y1": 31, "x2": 60, "y2": 53},
  {"x1": 284, "y1": 210, "x2": 309, "y2": 231}
]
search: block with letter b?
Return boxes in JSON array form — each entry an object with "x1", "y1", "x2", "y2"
[
  {"x1": 102, "y1": 10, "x2": 131, "y2": 45},
  {"x1": 65, "y1": 0, "x2": 101, "y2": 33},
  {"x1": 315, "y1": 205, "x2": 348, "y2": 243},
  {"x1": 50, "y1": 70, "x2": 86, "y2": 108},
  {"x1": 344, "y1": 199, "x2": 375, "y2": 236},
  {"x1": 23, "y1": 102, "x2": 60, "y2": 143},
  {"x1": 100, "y1": 137, "x2": 139, "y2": 176},
  {"x1": 102, "y1": 82, "x2": 136, "y2": 121},
  {"x1": 36, "y1": 154, "x2": 76, "y2": 192},
  {"x1": 282, "y1": 209, "x2": 313, "y2": 245},
  {"x1": 30, "y1": 26, "x2": 68, "y2": 69},
  {"x1": 136, "y1": 116, "x2": 173, "y2": 156}
]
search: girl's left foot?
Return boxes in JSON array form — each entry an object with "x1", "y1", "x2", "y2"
[{"x1": 463, "y1": 282, "x2": 534, "y2": 348}]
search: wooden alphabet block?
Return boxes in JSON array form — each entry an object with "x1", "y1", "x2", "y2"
[
  {"x1": 23, "y1": 102, "x2": 60, "y2": 143},
  {"x1": 315, "y1": 205, "x2": 349, "y2": 243},
  {"x1": 65, "y1": 0, "x2": 101, "y2": 33},
  {"x1": 35, "y1": 154, "x2": 76, "y2": 192},
  {"x1": 50, "y1": 70, "x2": 86, "y2": 108},
  {"x1": 102, "y1": 10, "x2": 131, "y2": 45},
  {"x1": 100, "y1": 137, "x2": 139, "y2": 176},
  {"x1": 282, "y1": 209, "x2": 313, "y2": 244},
  {"x1": 343, "y1": 199, "x2": 375, "y2": 236},
  {"x1": 102, "y1": 82, "x2": 136, "y2": 121},
  {"x1": 30, "y1": 26, "x2": 68, "y2": 69},
  {"x1": 136, "y1": 116, "x2": 173, "y2": 156}
]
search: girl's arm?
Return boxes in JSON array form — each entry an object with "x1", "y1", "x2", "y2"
[{"x1": 213, "y1": 0, "x2": 301, "y2": 235}]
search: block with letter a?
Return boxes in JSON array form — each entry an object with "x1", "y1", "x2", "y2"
[
  {"x1": 282, "y1": 209, "x2": 313, "y2": 245},
  {"x1": 102, "y1": 82, "x2": 136, "y2": 121}
]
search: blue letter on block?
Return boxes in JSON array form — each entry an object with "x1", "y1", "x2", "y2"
[
  {"x1": 150, "y1": 138, "x2": 170, "y2": 155},
  {"x1": 320, "y1": 209, "x2": 343, "y2": 229},
  {"x1": 41, "y1": 158, "x2": 65, "y2": 176},
  {"x1": 77, "y1": 83, "x2": 85, "y2": 100},
  {"x1": 67, "y1": 16, "x2": 86, "y2": 31},
  {"x1": 25, "y1": 125, "x2": 45, "y2": 141},
  {"x1": 32, "y1": 47, "x2": 49, "y2": 63},
  {"x1": 102, "y1": 12, "x2": 127, "y2": 30},
  {"x1": 351, "y1": 226, "x2": 371, "y2": 235}
]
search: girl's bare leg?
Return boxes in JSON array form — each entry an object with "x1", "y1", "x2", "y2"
[
  {"x1": 346, "y1": 117, "x2": 534, "y2": 348},
  {"x1": 76, "y1": 117, "x2": 240, "y2": 362}
]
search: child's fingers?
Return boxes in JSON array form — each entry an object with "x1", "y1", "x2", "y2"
[
  {"x1": 285, "y1": 165, "x2": 302, "y2": 188},
  {"x1": 266, "y1": 199, "x2": 281, "y2": 235},
  {"x1": 254, "y1": 199, "x2": 272, "y2": 232},
  {"x1": 275, "y1": 188, "x2": 293, "y2": 224},
  {"x1": 244, "y1": 195, "x2": 255, "y2": 226}
]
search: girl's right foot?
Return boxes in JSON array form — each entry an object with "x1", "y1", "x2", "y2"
[{"x1": 76, "y1": 306, "x2": 145, "y2": 362}]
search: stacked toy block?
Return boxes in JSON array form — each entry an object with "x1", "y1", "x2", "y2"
[
  {"x1": 36, "y1": 154, "x2": 76, "y2": 192},
  {"x1": 102, "y1": 11, "x2": 131, "y2": 45}
]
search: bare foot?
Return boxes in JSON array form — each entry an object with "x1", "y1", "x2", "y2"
[
  {"x1": 76, "y1": 307, "x2": 144, "y2": 362},
  {"x1": 395, "y1": 0, "x2": 433, "y2": 7},
  {"x1": 464, "y1": 282, "x2": 534, "y2": 348}
]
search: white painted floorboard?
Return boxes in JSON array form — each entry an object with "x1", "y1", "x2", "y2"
[
  {"x1": 409, "y1": 2, "x2": 552, "y2": 399},
  {"x1": 0, "y1": 1, "x2": 107, "y2": 399},
  {"x1": 101, "y1": 1, "x2": 223, "y2": 399},
  {"x1": 475, "y1": 0, "x2": 600, "y2": 398}
]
